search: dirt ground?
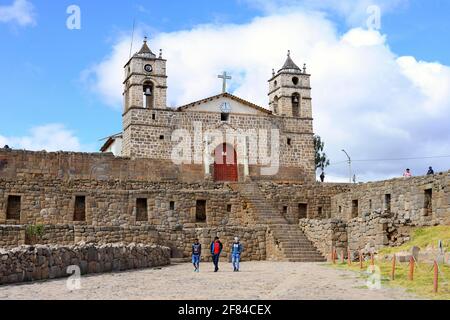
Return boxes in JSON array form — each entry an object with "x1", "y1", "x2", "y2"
[{"x1": 0, "y1": 261, "x2": 421, "y2": 300}]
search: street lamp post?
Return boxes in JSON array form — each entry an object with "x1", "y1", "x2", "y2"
[{"x1": 342, "y1": 149, "x2": 352, "y2": 183}]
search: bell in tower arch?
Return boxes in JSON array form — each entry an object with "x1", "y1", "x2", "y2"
[{"x1": 143, "y1": 82, "x2": 154, "y2": 109}]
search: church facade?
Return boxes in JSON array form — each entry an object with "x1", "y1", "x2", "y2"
[
  {"x1": 107, "y1": 39, "x2": 316, "y2": 183},
  {"x1": 0, "y1": 39, "x2": 447, "y2": 278}
]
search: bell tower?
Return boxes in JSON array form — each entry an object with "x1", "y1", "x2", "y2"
[
  {"x1": 123, "y1": 37, "x2": 167, "y2": 112},
  {"x1": 268, "y1": 51, "x2": 312, "y2": 118}
]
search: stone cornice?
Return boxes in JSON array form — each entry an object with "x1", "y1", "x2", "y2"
[
  {"x1": 268, "y1": 86, "x2": 312, "y2": 96},
  {"x1": 123, "y1": 73, "x2": 168, "y2": 84}
]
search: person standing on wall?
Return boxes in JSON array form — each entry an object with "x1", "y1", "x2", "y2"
[
  {"x1": 427, "y1": 167, "x2": 435, "y2": 175},
  {"x1": 320, "y1": 171, "x2": 325, "y2": 183},
  {"x1": 403, "y1": 168, "x2": 412, "y2": 177},
  {"x1": 231, "y1": 237, "x2": 243, "y2": 272},
  {"x1": 210, "y1": 237, "x2": 223, "y2": 272},
  {"x1": 192, "y1": 238, "x2": 202, "y2": 273}
]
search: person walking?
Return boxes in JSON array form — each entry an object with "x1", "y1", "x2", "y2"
[
  {"x1": 427, "y1": 167, "x2": 435, "y2": 175},
  {"x1": 403, "y1": 168, "x2": 412, "y2": 178},
  {"x1": 192, "y1": 239, "x2": 202, "y2": 272},
  {"x1": 320, "y1": 171, "x2": 325, "y2": 183},
  {"x1": 210, "y1": 237, "x2": 223, "y2": 272},
  {"x1": 231, "y1": 237, "x2": 243, "y2": 272}
]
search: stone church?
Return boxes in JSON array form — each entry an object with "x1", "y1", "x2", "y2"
[
  {"x1": 0, "y1": 39, "x2": 448, "y2": 281},
  {"x1": 101, "y1": 39, "x2": 315, "y2": 183}
]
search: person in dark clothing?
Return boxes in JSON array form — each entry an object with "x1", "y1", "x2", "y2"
[
  {"x1": 192, "y1": 239, "x2": 202, "y2": 272},
  {"x1": 427, "y1": 167, "x2": 435, "y2": 175},
  {"x1": 320, "y1": 171, "x2": 325, "y2": 183},
  {"x1": 210, "y1": 237, "x2": 223, "y2": 272}
]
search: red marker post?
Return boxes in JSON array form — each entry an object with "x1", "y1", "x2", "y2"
[
  {"x1": 433, "y1": 261, "x2": 439, "y2": 293},
  {"x1": 391, "y1": 255, "x2": 396, "y2": 280},
  {"x1": 409, "y1": 256, "x2": 415, "y2": 281}
]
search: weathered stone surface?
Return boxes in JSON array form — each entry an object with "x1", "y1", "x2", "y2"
[{"x1": 0, "y1": 243, "x2": 170, "y2": 285}]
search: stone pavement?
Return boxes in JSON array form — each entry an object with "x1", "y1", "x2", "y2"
[{"x1": 0, "y1": 261, "x2": 421, "y2": 300}]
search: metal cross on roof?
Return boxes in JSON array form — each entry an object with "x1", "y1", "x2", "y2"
[{"x1": 218, "y1": 71, "x2": 232, "y2": 93}]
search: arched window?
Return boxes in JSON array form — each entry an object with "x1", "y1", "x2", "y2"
[
  {"x1": 143, "y1": 81, "x2": 154, "y2": 109},
  {"x1": 273, "y1": 95, "x2": 279, "y2": 114},
  {"x1": 292, "y1": 93, "x2": 300, "y2": 117}
]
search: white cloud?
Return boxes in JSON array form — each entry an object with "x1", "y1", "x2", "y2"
[
  {"x1": 0, "y1": 124, "x2": 82, "y2": 152},
  {"x1": 242, "y1": 0, "x2": 408, "y2": 26},
  {"x1": 83, "y1": 8, "x2": 450, "y2": 181},
  {"x1": 0, "y1": 0, "x2": 36, "y2": 27}
]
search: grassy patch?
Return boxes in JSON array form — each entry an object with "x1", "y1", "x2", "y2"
[
  {"x1": 379, "y1": 226, "x2": 450, "y2": 255},
  {"x1": 328, "y1": 226, "x2": 450, "y2": 299},
  {"x1": 331, "y1": 260, "x2": 450, "y2": 300}
]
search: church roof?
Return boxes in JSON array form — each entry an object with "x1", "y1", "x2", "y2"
[
  {"x1": 99, "y1": 133, "x2": 122, "y2": 153},
  {"x1": 279, "y1": 50, "x2": 301, "y2": 72},
  {"x1": 136, "y1": 38, "x2": 156, "y2": 58},
  {"x1": 177, "y1": 92, "x2": 272, "y2": 115}
]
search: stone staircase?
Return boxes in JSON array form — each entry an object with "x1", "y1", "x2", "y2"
[
  {"x1": 230, "y1": 182, "x2": 325, "y2": 262},
  {"x1": 267, "y1": 224, "x2": 326, "y2": 262},
  {"x1": 230, "y1": 182, "x2": 287, "y2": 225}
]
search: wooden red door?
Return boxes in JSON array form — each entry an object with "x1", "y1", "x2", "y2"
[{"x1": 214, "y1": 143, "x2": 238, "y2": 182}]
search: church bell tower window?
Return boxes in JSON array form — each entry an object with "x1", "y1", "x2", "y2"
[
  {"x1": 143, "y1": 82, "x2": 154, "y2": 109},
  {"x1": 292, "y1": 93, "x2": 300, "y2": 117}
]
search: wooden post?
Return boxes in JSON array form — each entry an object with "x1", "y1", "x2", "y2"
[
  {"x1": 347, "y1": 248, "x2": 352, "y2": 266},
  {"x1": 341, "y1": 249, "x2": 345, "y2": 264},
  {"x1": 409, "y1": 256, "x2": 414, "y2": 281},
  {"x1": 331, "y1": 247, "x2": 336, "y2": 264},
  {"x1": 391, "y1": 255, "x2": 396, "y2": 280},
  {"x1": 434, "y1": 261, "x2": 439, "y2": 293},
  {"x1": 359, "y1": 251, "x2": 363, "y2": 269},
  {"x1": 371, "y1": 252, "x2": 375, "y2": 266}
]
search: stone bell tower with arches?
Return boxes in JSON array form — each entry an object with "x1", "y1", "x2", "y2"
[
  {"x1": 123, "y1": 37, "x2": 168, "y2": 112},
  {"x1": 122, "y1": 38, "x2": 171, "y2": 158},
  {"x1": 268, "y1": 51, "x2": 312, "y2": 118}
]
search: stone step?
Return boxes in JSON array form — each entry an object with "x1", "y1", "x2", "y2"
[{"x1": 286, "y1": 258, "x2": 327, "y2": 262}]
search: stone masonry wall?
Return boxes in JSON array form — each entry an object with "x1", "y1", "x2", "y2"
[
  {"x1": 331, "y1": 171, "x2": 449, "y2": 249},
  {"x1": 346, "y1": 213, "x2": 389, "y2": 253},
  {"x1": 0, "y1": 224, "x2": 267, "y2": 261},
  {"x1": 0, "y1": 226, "x2": 25, "y2": 248},
  {"x1": 299, "y1": 218, "x2": 348, "y2": 259},
  {"x1": 0, "y1": 243, "x2": 170, "y2": 285},
  {"x1": 331, "y1": 171, "x2": 449, "y2": 226},
  {"x1": 258, "y1": 182, "x2": 351, "y2": 222},
  {"x1": 299, "y1": 172, "x2": 449, "y2": 257},
  {"x1": 122, "y1": 107, "x2": 316, "y2": 183},
  {"x1": 0, "y1": 178, "x2": 251, "y2": 228}
]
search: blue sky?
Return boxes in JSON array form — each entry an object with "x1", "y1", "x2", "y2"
[{"x1": 0, "y1": 0, "x2": 449, "y2": 181}]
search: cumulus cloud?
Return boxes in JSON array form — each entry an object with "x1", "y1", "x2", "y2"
[
  {"x1": 0, "y1": 0, "x2": 36, "y2": 27},
  {"x1": 0, "y1": 124, "x2": 82, "y2": 152},
  {"x1": 83, "y1": 8, "x2": 450, "y2": 181}
]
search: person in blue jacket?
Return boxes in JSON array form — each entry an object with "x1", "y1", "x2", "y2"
[{"x1": 231, "y1": 237, "x2": 243, "y2": 272}]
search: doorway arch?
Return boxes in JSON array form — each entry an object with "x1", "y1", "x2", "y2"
[{"x1": 213, "y1": 143, "x2": 238, "y2": 182}]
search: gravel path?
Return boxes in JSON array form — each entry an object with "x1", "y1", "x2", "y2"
[{"x1": 0, "y1": 261, "x2": 421, "y2": 300}]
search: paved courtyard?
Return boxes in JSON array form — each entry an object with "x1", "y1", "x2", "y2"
[{"x1": 0, "y1": 261, "x2": 421, "y2": 300}]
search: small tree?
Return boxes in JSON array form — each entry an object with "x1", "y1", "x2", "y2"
[
  {"x1": 314, "y1": 135, "x2": 330, "y2": 172},
  {"x1": 26, "y1": 224, "x2": 45, "y2": 246}
]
